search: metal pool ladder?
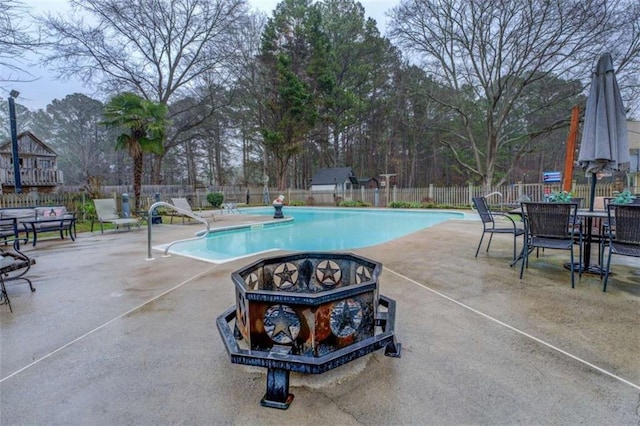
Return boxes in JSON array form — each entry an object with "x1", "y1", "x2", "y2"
[{"x1": 146, "y1": 201, "x2": 211, "y2": 260}]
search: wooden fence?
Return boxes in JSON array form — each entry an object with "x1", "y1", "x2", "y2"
[{"x1": 2, "y1": 182, "x2": 637, "y2": 221}]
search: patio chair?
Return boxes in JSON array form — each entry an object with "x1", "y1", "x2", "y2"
[
  {"x1": 602, "y1": 204, "x2": 640, "y2": 292},
  {"x1": 472, "y1": 196, "x2": 525, "y2": 261},
  {"x1": 1, "y1": 215, "x2": 22, "y2": 249},
  {"x1": 169, "y1": 198, "x2": 216, "y2": 224},
  {"x1": 0, "y1": 218, "x2": 36, "y2": 312},
  {"x1": 519, "y1": 202, "x2": 582, "y2": 288},
  {"x1": 569, "y1": 197, "x2": 585, "y2": 233},
  {"x1": 92, "y1": 199, "x2": 140, "y2": 233}
]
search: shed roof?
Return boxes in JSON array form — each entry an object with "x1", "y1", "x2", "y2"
[{"x1": 310, "y1": 167, "x2": 358, "y2": 185}]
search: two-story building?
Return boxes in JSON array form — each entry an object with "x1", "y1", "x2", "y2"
[{"x1": 0, "y1": 131, "x2": 64, "y2": 194}]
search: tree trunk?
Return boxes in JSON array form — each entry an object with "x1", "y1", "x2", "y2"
[
  {"x1": 332, "y1": 127, "x2": 340, "y2": 168},
  {"x1": 185, "y1": 141, "x2": 197, "y2": 186},
  {"x1": 133, "y1": 153, "x2": 144, "y2": 210},
  {"x1": 151, "y1": 153, "x2": 164, "y2": 185}
]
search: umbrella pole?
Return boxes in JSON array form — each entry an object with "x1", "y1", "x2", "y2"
[
  {"x1": 572, "y1": 173, "x2": 600, "y2": 275},
  {"x1": 589, "y1": 174, "x2": 597, "y2": 212}
]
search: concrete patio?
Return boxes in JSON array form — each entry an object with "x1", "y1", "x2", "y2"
[{"x1": 1, "y1": 211, "x2": 639, "y2": 424}]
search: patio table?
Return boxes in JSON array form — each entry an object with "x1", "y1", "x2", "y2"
[
  {"x1": 573, "y1": 209, "x2": 608, "y2": 274},
  {"x1": 508, "y1": 207, "x2": 607, "y2": 274}
]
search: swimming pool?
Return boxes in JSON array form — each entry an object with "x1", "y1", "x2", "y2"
[{"x1": 164, "y1": 207, "x2": 465, "y2": 263}]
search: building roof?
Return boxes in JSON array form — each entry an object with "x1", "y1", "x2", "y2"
[
  {"x1": 310, "y1": 167, "x2": 358, "y2": 185},
  {"x1": 0, "y1": 131, "x2": 58, "y2": 156}
]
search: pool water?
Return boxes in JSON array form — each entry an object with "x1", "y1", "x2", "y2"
[{"x1": 165, "y1": 207, "x2": 465, "y2": 263}]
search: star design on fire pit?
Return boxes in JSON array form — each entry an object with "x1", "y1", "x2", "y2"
[
  {"x1": 355, "y1": 265, "x2": 372, "y2": 284},
  {"x1": 237, "y1": 292, "x2": 248, "y2": 332},
  {"x1": 245, "y1": 272, "x2": 259, "y2": 290},
  {"x1": 330, "y1": 299, "x2": 363, "y2": 338},
  {"x1": 263, "y1": 304, "x2": 300, "y2": 344},
  {"x1": 316, "y1": 260, "x2": 341, "y2": 286},
  {"x1": 273, "y1": 262, "x2": 298, "y2": 290}
]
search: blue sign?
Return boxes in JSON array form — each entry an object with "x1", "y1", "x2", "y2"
[{"x1": 542, "y1": 171, "x2": 562, "y2": 183}]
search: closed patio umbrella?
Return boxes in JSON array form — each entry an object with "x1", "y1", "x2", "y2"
[
  {"x1": 578, "y1": 53, "x2": 630, "y2": 210},
  {"x1": 576, "y1": 53, "x2": 630, "y2": 275}
]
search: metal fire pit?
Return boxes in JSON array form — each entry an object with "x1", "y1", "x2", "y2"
[{"x1": 216, "y1": 252, "x2": 401, "y2": 409}]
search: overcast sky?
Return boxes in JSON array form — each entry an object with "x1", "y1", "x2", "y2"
[{"x1": 4, "y1": 0, "x2": 396, "y2": 110}]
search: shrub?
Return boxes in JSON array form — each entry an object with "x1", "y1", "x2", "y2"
[
  {"x1": 206, "y1": 192, "x2": 224, "y2": 208},
  {"x1": 339, "y1": 200, "x2": 371, "y2": 207},
  {"x1": 79, "y1": 201, "x2": 96, "y2": 221},
  {"x1": 289, "y1": 200, "x2": 305, "y2": 206},
  {"x1": 419, "y1": 202, "x2": 437, "y2": 209},
  {"x1": 613, "y1": 190, "x2": 637, "y2": 204},
  {"x1": 388, "y1": 201, "x2": 444, "y2": 209},
  {"x1": 388, "y1": 201, "x2": 415, "y2": 208},
  {"x1": 547, "y1": 190, "x2": 573, "y2": 203}
]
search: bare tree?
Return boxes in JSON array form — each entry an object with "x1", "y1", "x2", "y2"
[
  {"x1": 226, "y1": 12, "x2": 267, "y2": 186},
  {"x1": 29, "y1": 93, "x2": 117, "y2": 185},
  {"x1": 0, "y1": 0, "x2": 38, "y2": 84},
  {"x1": 40, "y1": 0, "x2": 249, "y2": 183},
  {"x1": 390, "y1": 0, "x2": 640, "y2": 188}
]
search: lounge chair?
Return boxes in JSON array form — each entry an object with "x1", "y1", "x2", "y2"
[
  {"x1": 170, "y1": 198, "x2": 216, "y2": 224},
  {"x1": 92, "y1": 199, "x2": 140, "y2": 233}
]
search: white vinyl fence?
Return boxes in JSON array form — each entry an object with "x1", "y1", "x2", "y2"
[{"x1": 0, "y1": 182, "x2": 635, "y2": 218}]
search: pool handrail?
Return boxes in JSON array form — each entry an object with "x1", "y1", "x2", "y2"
[
  {"x1": 483, "y1": 191, "x2": 503, "y2": 211},
  {"x1": 146, "y1": 201, "x2": 211, "y2": 260}
]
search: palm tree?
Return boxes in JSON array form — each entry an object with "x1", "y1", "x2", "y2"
[{"x1": 102, "y1": 93, "x2": 168, "y2": 210}]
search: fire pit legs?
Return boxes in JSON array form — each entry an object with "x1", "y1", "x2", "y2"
[
  {"x1": 385, "y1": 339, "x2": 402, "y2": 357},
  {"x1": 377, "y1": 299, "x2": 402, "y2": 358},
  {"x1": 261, "y1": 345, "x2": 294, "y2": 409},
  {"x1": 262, "y1": 369, "x2": 294, "y2": 409}
]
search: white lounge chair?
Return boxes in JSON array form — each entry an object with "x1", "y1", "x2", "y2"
[
  {"x1": 92, "y1": 199, "x2": 140, "y2": 233},
  {"x1": 170, "y1": 198, "x2": 216, "y2": 224}
]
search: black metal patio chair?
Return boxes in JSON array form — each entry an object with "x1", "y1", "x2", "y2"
[
  {"x1": 602, "y1": 204, "x2": 640, "y2": 292},
  {"x1": 0, "y1": 217, "x2": 36, "y2": 312},
  {"x1": 472, "y1": 196, "x2": 524, "y2": 261},
  {"x1": 519, "y1": 202, "x2": 582, "y2": 288}
]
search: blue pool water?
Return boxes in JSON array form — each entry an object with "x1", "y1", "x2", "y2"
[{"x1": 165, "y1": 207, "x2": 465, "y2": 263}]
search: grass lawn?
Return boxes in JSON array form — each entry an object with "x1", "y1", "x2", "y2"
[{"x1": 26, "y1": 214, "x2": 178, "y2": 240}]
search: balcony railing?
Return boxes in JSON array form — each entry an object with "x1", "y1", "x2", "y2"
[{"x1": 0, "y1": 167, "x2": 64, "y2": 186}]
